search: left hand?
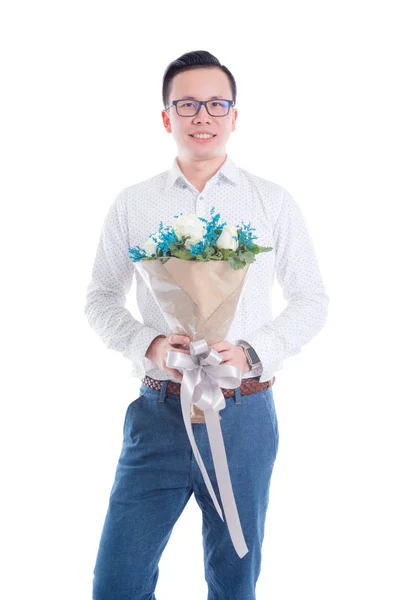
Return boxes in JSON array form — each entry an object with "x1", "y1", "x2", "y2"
[{"x1": 209, "y1": 340, "x2": 251, "y2": 375}]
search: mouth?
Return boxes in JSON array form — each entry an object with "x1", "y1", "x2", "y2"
[{"x1": 189, "y1": 134, "x2": 217, "y2": 142}]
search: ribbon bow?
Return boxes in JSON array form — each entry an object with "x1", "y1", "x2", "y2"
[{"x1": 166, "y1": 338, "x2": 249, "y2": 558}]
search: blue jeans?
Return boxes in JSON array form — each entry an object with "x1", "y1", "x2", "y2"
[{"x1": 92, "y1": 380, "x2": 279, "y2": 600}]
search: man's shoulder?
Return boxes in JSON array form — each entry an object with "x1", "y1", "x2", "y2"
[
  {"x1": 116, "y1": 168, "x2": 168, "y2": 202},
  {"x1": 236, "y1": 165, "x2": 287, "y2": 224},
  {"x1": 238, "y1": 163, "x2": 283, "y2": 196}
]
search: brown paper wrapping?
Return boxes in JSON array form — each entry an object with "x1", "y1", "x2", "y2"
[{"x1": 135, "y1": 257, "x2": 251, "y2": 421}]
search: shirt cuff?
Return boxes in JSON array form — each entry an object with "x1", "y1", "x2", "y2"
[
  {"x1": 130, "y1": 326, "x2": 166, "y2": 379},
  {"x1": 238, "y1": 330, "x2": 284, "y2": 382}
]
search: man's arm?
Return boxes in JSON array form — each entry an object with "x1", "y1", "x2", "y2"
[
  {"x1": 84, "y1": 191, "x2": 165, "y2": 379},
  {"x1": 242, "y1": 186, "x2": 329, "y2": 381}
]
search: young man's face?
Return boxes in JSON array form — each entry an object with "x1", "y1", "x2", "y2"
[{"x1": 161, "y1": 67, "x2": 238, "y2": 160}]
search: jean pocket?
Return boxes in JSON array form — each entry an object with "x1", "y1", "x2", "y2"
[{"x1": 122, "y1": 394, "x2": 145, "y2": 442}]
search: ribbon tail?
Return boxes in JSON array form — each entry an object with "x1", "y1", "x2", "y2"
[
  {"x1": 180, "y1": 373, "x2": 224, "y2": 522},
  {"x1": 204, "y1": 408, "x2": 249, "y2": 559}
]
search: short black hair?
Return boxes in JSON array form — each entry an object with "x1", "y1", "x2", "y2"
[{"x1": 162, "y1": 50, "x2": 237, "y2": 109}]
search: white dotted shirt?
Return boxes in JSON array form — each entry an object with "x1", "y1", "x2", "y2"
[{"x1": 84, "y1": 154, "x2": 329, "y2": 383}]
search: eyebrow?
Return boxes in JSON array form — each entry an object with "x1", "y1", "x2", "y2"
[{"x1": 179, "y1": 95, "x2": 225, "y2": 100}]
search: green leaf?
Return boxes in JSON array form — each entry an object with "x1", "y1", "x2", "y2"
[
  {"x1": 173, "y1": 249, "x2": 193, "y2": 260},
  {"x1": 220, "y1": 248, "x2": 236, "y2": 260},
  {"x1": 241, "y1": 251, "x2": 256, "y2": 263},
  {"x1": 228, "y1": 256, "x2": 247, "y2": 270}
]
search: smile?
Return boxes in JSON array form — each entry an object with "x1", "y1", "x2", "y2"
[{"x1": 189, "y1": 134, "x2": 217, "y2": 141}]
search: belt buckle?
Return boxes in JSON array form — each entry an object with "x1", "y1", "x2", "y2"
[{"x1": 190, "y1": 403, "x2": 221, "y2": 423}]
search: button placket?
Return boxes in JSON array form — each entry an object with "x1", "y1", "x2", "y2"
[{"x1": 195, "y1": 189, "x2": 207, "y2": 218}]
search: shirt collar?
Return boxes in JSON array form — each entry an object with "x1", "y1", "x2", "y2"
[{"x1": 164, "y1": 154, "x2": 240, "y2": 192}]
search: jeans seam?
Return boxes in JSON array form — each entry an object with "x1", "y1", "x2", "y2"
[{"x1": 263, "y1": 392, "x2": 278, "y2": 456}]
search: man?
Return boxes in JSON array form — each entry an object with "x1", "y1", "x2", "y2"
[{"x1": 85, "y1": 50, "x2": 329, "y2": 600}]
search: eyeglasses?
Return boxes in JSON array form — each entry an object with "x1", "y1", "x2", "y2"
[{"x1": 165, "y1": 98, "x2": 235, "y2": 117}]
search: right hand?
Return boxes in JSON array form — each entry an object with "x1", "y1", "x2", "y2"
[{"x1": 145, "y1": 334, "x2": 191, "y2": 382}]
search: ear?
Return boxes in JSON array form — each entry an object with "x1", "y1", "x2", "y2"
[
  {"x1": 161, "y1": 109, "x2": 172, "y2": 133},
  {"x1": 231, "y1": 108, "x2": 238, "y2": 132}
]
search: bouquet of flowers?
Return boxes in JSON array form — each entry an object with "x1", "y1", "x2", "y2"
[{"x1": 129, "y1": 207, "x2": 272, "y2": 558}]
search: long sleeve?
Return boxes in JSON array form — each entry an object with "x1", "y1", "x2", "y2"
[
  {"x1": 242, "y1": 186, "x2": 329, "y2": 382},
  {"x1": 84, "y1": 191, "x2": 165, "y2": 379}
]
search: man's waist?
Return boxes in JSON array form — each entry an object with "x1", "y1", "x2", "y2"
[{"x1": 141, "y1": 374, "x2": 276, "y2": 398}]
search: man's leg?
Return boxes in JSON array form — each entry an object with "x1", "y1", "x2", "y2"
[
  {"x1": 192, "y1": 385, "x2": 279, "y2": 600},
  {"x1": 92, "y1": 381, "x2": 194, "y2": 600}
]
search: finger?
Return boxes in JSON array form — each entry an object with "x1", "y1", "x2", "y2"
[
  {"x1": 211, "y1": 342, "x2": 231, "y2": 351},
  {"x1": 171, "y1": 335, "x2": 190, "y2": 344},
  {"x1": 213, "y1": 348, "x2": 228, "y2": 356},
  {"x1": 171, "y1": 343, "x2": 190, "y2": 350},
  {"x1": 168, "y1": 344, "x2": 190, "y2": 354}
]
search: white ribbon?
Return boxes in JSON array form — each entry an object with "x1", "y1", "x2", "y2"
[{"x1": 166, "y1": 338, "x2": 249, "y2": 558}]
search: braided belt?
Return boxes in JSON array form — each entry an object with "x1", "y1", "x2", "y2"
[{"x1": 142, "y1": 374, "x2": 275, "y2": 399}]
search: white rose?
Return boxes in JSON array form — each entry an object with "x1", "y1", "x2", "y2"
[
  {"x1": 173, "y1": 213, "x2": 207, "y2": 249},
  {"x1": 143, "y1": 236, "x2": 158, "y2": 257},
  {"x1": 216, "y1": 224, "x2": 239, "y2": 251}
]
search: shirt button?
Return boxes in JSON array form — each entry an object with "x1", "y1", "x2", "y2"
[{"x1": 199, "y1": 195, "x2": 204, "y2": 200}]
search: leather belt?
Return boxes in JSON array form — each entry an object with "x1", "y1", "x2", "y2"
[{"x1": 141, "y1": 374, "x2": 276, "y2": 399}]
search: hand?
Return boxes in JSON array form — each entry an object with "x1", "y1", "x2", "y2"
[
  {"x1": 209, "y1": 340, "x2": 251, "y2": 375},
  {"x1": 145, "y1": 334, "x2": 191, "y2": 382}
]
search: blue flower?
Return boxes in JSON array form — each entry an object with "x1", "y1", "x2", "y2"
[
  {"x1": 199, "y1": 206, "x2": 227, "y2": 249},
  {"x1": 234, "y1": 221, "x2": 258, "y2": 250},
  {"x1": 128, "y1": 246, "x2": 147, "y2": 262},
  {"x1": 153, "y1": 220, "x2": 180, "y2": 255}
]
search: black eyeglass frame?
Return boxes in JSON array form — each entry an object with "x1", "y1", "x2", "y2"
[{"x1": 165, "y1": 98, "x2": 235, "y2": 117}]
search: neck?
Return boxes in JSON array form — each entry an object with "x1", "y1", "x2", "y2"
[{"x1": 176, "y1": 153, "x2": 227, "y2": 193}]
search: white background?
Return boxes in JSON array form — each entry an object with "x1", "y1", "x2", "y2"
[{"x1": 2, "y1": 1, "x2": 399, "y2": 599}]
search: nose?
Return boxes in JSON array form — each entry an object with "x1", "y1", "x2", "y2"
[{"x1": 193, "y1": 103, "x2": 211, "y2": 123}]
